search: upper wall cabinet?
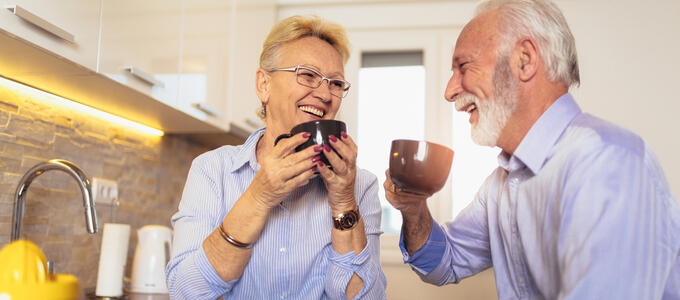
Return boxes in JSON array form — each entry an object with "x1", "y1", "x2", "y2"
[
  {"x1": 177, "y1": 0, "x2": 232, "y2": 126},
  {"x1": 179, "y1": 0, "x2": 273, "y2": 135},
  {"x1": 225, "y1": 0, "x2": 275, "y2": 134},
  {"x1": 0, "y1": 0, "x2": 100, "y2": 71},
  {"x1": 98, "y1": 0, "x2": 182, "y2": 107},
  {"x1": 0, "y1": 0, "x2": 276, "y2": 143}
]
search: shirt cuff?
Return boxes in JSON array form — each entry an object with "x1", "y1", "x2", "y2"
[
  {"x1": 328, "y1": 245, "x2": 370, "y2": 270},
  {"x1": 327, "y1": 245, "x2": 378, "y2": 299},
  {"x1": 399, "y1": 218, "x2": 447, "y2": 274},
  {"x1": 194, "y1": 245, "x2": 237, "y2": 291}
]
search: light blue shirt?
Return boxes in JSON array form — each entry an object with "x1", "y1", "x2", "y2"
[
  {"x1": 401, "y1": 94, "x2": 680, "y2": 299},
  {"x1": 167, "y1": 128, "x2": 387, "y2": 299}
]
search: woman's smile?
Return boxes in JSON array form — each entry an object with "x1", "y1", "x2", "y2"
[{"x1": 298, "y1": 104, "x2": 326, "y2": 119}]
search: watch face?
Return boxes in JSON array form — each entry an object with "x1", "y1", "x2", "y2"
[
  {"x1": 341, "y1": 212, "x2": 358, "y2": 228},
  {"x1": 336, "y1": 210, "x2": 359, "y2": 230}
]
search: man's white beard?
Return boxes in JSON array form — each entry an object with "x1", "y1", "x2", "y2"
[{"x1": 456, "y1": 57, "x2": 518, "y2": 147}]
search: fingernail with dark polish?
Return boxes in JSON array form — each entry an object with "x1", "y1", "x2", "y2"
[
  {"x1": 314, "y1": 146, "x2": 323, "y2": 152},
  {"x1": 303, "y1": 132, "x2": 311, "y2": 138},
  {"x1": 341, "y1": 131, "x2": 348, "y2": 139},
  {"x1": 324, "y1": 144, "x2": 331, "y2": 152},
  {"x1": 318, "y1": 161, "x2": 324, "y2": 167},
  {"x1": 312, "y1": 155, "x2": 321, "y2": 162},
  {"x1": 329, "y1": 135, "x2": 337, "y2": 142}
]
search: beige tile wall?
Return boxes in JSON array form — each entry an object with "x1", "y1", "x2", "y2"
[{"x1": 0, "y1": 81, "x2": 214, "y2": 294}]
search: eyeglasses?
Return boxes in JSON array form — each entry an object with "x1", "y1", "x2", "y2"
[{"x1": 269, "y1": 65, "x2": 351, "y2": 98}]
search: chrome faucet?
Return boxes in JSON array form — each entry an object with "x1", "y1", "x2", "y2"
[{"x1": 11, "y1": 159, "x2": 98, "y2": 241}]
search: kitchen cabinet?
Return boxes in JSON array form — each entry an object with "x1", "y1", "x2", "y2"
[
  {"x1": 0, "y1": 0, "x2": 276, "y2": 145},
  {"x1": 99, "y1": 0, "x2": 274, "y2": 136},
  {"x1": 0, "y1": 0, "x2": 100, "y2": 71},
  {"x1": 224, "y1": 1, "x2": 274, "y2": 134},
  {"x1": 177, "y1": 0, "x2": 230, "y2": 124},
  {"x1": 98, "y1": 0, "x2": 182, "y2": 108},
  {"x1": 0, "y1": 0, "x2": 222, "y2": 137},
  {"x1": 179, "y1": 0, "x2": 273, "y2": 135}
]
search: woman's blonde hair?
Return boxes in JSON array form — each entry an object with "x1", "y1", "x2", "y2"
[
  {"x1": 257, "y1": 15, "x2": 351, "y2": 119},
  {"x1": 260, "y1": 15, "x2": 350, "y2": 70}
]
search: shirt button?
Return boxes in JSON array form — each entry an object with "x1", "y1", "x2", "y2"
[
  {"x1": 279, "y1": 247, "x2": 286, "y2": 253},
  {"x1": 512, "y1": 177, "x2": 519, "y2": 184},
  {"x1": 280, "y1": 293, "x2": 286, "y2": 299},
  {"x1": 512, "y1": 227, "x2": 516, "y2": 233}
]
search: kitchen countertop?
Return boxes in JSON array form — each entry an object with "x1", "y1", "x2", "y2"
[{"x1": 85, "y1": 291, "x2": 169, "y2": 300}]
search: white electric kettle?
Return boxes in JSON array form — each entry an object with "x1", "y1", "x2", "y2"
[{"x1": 130, "y1": 225, "x2": 172, "y2": 294}]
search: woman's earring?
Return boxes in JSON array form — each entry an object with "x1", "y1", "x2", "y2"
[{"x1": 261, "y1": 106, "x2": 266, "y2": 116}]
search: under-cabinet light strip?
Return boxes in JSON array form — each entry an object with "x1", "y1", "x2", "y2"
[{"x1": 0, "y1": 76, "x2": 164, "y2": 137}]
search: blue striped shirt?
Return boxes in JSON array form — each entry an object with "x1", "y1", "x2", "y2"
[
  {"x1": 402, "y1": 94, "x2": 680, "y2": 299},
  {"x1": 166, "y1": 128, "x2": 387, "y2": 299}
]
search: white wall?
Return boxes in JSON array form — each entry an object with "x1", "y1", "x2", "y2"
[{"x1": 278, "y1": 1, "x2": 680, "y2": 299}]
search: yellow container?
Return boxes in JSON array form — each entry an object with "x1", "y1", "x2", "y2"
[{"x1": 0, "y1": 240, "x2": 79, "y2": 300}]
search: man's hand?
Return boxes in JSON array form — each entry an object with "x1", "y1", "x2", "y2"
[
  {"x1": 383, "y1": 169, "x2": 433, "y2": 254},
  {"x1": 383, "y1": 170, "x2": 430, "y2": 213}
]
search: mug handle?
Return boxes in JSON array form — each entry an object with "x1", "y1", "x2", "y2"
[{"x1": 274, "y1": 133, "x2": 293, "y2": 146}]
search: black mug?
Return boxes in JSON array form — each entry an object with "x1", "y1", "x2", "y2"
[{"x1": 275, "y1": 120, "x2": 347, "y2": 170}]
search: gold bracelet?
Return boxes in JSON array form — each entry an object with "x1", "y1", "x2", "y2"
[{"x1": 218, "y1": 224, "x2": 253, "y2": 249}]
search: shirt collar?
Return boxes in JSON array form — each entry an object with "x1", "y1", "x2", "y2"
[
  {"x1": 498, "y1": 93, "x2": 581, "y2": 174},
  {"x1": 229, "y1": 127, "x2": 266, "y2": 173}
]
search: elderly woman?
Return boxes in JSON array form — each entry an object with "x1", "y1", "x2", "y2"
[{"x1": 166, "y1": 16, "x2": 387, "y2": 299}]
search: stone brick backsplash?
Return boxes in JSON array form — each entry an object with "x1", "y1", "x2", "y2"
[{"x1": 0, "y1": 81, "x2": 218, "y2": 295}]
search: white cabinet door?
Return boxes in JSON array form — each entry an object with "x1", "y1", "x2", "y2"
[
  {"x1": 178, "y1": 0, "x2": 232, "y2": 125},
  {"x1": 98, "y1": 0, "x2": 182, "y2": 107},
  {"x1": 179, "y1": 0, "x2": 273, "y2": 135},
  {"x1": 226, "y1": 0, "x2": 274, "y2": 134},
  {"x1": 0, "y1": 0, "x2": 100, "y2": 71}
]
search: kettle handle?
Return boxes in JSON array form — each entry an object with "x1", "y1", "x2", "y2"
[{"x1": 164, "y1": 231, "x2": 173, "y2": 264}]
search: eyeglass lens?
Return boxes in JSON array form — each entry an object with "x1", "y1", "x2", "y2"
[{"x1": 296, "y1": 67, "x2": 348, "y2": 97}]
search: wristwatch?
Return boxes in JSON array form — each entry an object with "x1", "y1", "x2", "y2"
[{"x1": 333, "y1": 209, "x2": 361, "y2": 231}]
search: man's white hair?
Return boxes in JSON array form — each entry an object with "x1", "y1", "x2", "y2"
[{"x1": 476, "y1": 0, "x2": 580, "y2": 88}]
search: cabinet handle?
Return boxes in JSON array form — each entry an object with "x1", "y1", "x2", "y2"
[
  {"x1": 4, "y1": 5, "x2": 76, "y2": 43},
  {"x1": 191, "y1": 102, "x2": 222, "y2": 118},
  {"x1": 123, "y1": 66, "x2": 165, "y2": 88}
]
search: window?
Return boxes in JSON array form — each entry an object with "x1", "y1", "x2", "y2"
[
  {"x1": 356, "y1": 51, "x2": 425, "y2": 234},
  {"x1": 450, "y1": 101, "x2": 499, "y2": 218}
]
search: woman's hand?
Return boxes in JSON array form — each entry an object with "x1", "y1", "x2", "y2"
[
  {"x1": 317, "y1": 131, "x2": 358, "y2": 212},
  {"x1": 248, "y1": 132, "x2": 321, "y2": 210}
]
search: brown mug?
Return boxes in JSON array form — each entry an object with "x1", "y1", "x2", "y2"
[
  {"x1": 275, "y1": 120, "x2": 346, "y2": 170},
  {"x1": 389, "y1": 139, "x2": 454, "y2": 196}
]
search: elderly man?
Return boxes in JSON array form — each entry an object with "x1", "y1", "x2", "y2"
[{"x1": 384, "y1": 0, "x2": 680, "y2": 299}]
